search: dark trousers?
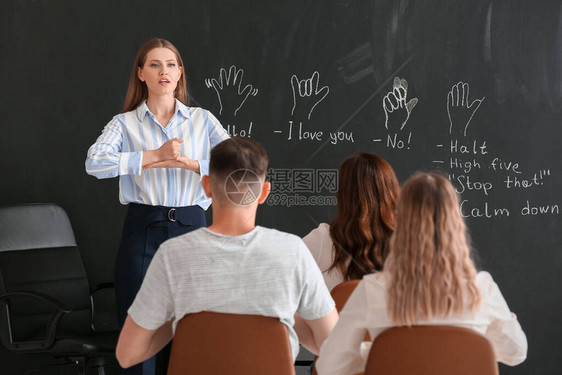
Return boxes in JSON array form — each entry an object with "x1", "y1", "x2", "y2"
[{"x1": 115, "y1": 203, "x2": 206, "y2": 375}]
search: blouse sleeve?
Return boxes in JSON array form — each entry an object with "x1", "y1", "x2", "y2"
[
  {"x1": 85, "y1": 115, "x2": 143, "y2": 179},
  {"x1": 480, "y1": 272, "x2": 528, "y2": 366},
  {"x1": 316, "y1": 280, "x2": 370, "y2": 375},
  {"x1": 198, "y1": 110, "x2": 230, "y2": 177}
]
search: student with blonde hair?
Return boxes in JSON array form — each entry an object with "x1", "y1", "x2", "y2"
[{"x1": 316, "y1": 172, "x2": 527, "y2": 375}]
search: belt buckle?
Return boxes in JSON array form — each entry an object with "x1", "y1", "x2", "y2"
[{"x1": 168, "y1": 208, "x2": 176, "y2": 222}]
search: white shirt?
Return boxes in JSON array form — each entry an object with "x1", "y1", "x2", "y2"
[
  {"x1": 128, "y1": 226, "x2": 335, "y2": 361},
  {"x1": 316, "y1": 271, "x2": 527, "y2": 375},
  {"x1": 302, "y1": 223, "x2": 349, "y2": 291},
  {"x1": 85, "y1": 100, "x2": 229, "y2": 208}
]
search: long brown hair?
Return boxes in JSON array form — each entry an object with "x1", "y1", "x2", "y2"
[
  {"x1": 329, "y1": 153, "x2": 399, "y2": 280},
  {"x1": 386, "y1": 172, "x2": 481, "y2": 325},
  {"x1": 123, "y1": 38, "x2": 188, "y2": 112}
]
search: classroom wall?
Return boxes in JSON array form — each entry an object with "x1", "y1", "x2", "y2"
[{"x1": 1, "y1": 1, "x2": 561, "y2": 374}]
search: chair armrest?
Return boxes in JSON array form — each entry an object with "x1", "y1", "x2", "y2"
[
  {"x1": 90, "y1": 283, "x2": 119, "y2": 333},
  {"x1": 0, "y1": 291, "x2": 71, "y2": 352}
]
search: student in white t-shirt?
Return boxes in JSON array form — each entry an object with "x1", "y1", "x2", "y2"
[
  {"x1": 316, "y1": 172, "x2": 527, "y2": 375},
  {"x1": 115, "y1": 137, "x2": 338, "y2": 369}
]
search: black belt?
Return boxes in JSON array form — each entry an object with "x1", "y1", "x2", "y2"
[{"x1": 126, "y1": 203, "x2": 204, "y2": 229}]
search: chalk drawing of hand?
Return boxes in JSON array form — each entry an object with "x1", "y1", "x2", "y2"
[
  {"x1": 205, "y1": 65, "x2": 258, "y2": 116},
  {"x1": 383, "y1": 77, "x2": 418, "y2": 131},
  {"x1": 290, "y1": 71, "x2": 329, "y2": 120},
  {"x1": 447, "y1": 82, "x2": 484, "y2": 136}
]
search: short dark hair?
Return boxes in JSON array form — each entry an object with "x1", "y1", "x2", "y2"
[{"x1": 210, "y1": 137, "x2": 269, "y2": 181}]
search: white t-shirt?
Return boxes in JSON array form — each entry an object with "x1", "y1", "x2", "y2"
[
  {"x1": 302, "y1": 223, "x2": 348, "y2": 291},
  {"x1": 316, "y1": 271, "x2": 528, "y2": 375},
  {"x1": 128, "y1": 226, "x2": 335, "y2": 361}
]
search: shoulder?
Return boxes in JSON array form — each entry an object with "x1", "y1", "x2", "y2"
[
  {"x1": 475, "y1": 270, "x2": 499, "y2": 296},
  {"x1": 357, "y1": 272, "x2": 389, "y2": 307},
  {"x1": 150, "y1": 228, "x2": 222, "y2": 272},
  {"x1": 184, "y1": 106, "x2": 216, "y2": 120},
  {"x1": 361, "y1": 272, "x2": 389, "y2": 299},
  {"x1": 255, "y1": 226, "x2": 311, "y2": 256},
  {"x1": 108, "y1": 112, "x2": 127, "y2": 126},
  {"x1": 318, "y1": 222, "x2": 330, "y2": 231},
  {"x1": 108, "y1": 107, "x2": 142, "y2": 128},
  {"x1": 363, "y1": 271, "x2": 387, "y2": 288},
  {"x1": 303, "y1": 223, "x2": 330, "y2": 240},
  {"x1": 185, "y1": 107, "x2": 223, "y2": 128},
  {"x1": 302, "y1": 223, "x2": 332, "y2": 257},
  {"x1": 302, "y1": 223, "x2": 330, "y2": 246},
  {"x1": 96, "y1": 113, "x2": 128, "y2": 135},
  {"x1": 476, "y1": 270, "x2": 493, "y2": 282},
  {"x1": 256, "y1": 226, "x2": 304, "y2": 244}
]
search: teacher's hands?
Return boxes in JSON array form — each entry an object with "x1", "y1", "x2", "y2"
[
  {"x1": 141, "y1": 138, "x2": 200, "y2": 173},
  {"x1": 158, "y1": 138, "x2": 183, "y2": 160},
  {"x1": 144, "y1": 156, "x2": 200, "y2": 174}
]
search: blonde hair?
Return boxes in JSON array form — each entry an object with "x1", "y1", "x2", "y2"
[
  {"x1": 123, "y1": 38, "x2": 188, "y2": 112},
  {"x1": 386, "y1": 172, "x2": 481, "y2": 325}
]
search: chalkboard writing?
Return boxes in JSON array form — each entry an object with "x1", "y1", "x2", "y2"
[{"x1": 1, "y1": 1, "x2": 561, "y2": 374}]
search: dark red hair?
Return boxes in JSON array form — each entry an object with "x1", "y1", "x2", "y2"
[{"x1": 329, "y1": 153, "x2": 399, "y2": 280}]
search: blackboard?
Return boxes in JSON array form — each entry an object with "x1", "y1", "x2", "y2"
[{"x1": 1, "y1": 1, "x2": 561, "y2": 374}]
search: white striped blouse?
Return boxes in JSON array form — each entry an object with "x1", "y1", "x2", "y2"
[{"x1": 85, "y1": 100, "x2": 229, "y2": 209}]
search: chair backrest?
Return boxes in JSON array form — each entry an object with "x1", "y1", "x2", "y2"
[
  {"x1": 311, "y1": 279, "x2": 364, "y2": 375},
  {"x1": 331, "y1": 280, "x2": 370, "y2": 345},
  {"x1": 330, "y1": 279, "x2": 361, "y2": 312},
  {"x1": 0, "y1": 204, "x2": 92, "y2": 344},
  {"x1": 364, "y1": 325, "x2": 499, "y2": 375},
  {"x1": 168, "y1": 311, "x2": 296, "y2": 375}
]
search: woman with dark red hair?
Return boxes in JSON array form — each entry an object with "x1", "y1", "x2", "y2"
[{"x1": 303, "y1": 153, "x2": 400, "y2": 290}]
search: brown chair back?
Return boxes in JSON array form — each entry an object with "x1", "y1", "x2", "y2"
[
  {"x1": 168, "y1": 311, "x2": 296, "y2": 375},
  {"x1": 364, "y1": 325, "x2": 499, "y2": 375},
  {"x1": 312, "y1": 279, "x2": 364, "y2": 375},
  {"x1": 330, "y1": 279, "x2": 361, "y2": 312}
]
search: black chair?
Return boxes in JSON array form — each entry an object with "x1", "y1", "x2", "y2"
[{"x1": 0, "y1": 203, "x2": 118, "y2": 374}]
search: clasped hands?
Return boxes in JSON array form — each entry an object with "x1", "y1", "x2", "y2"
[{"x1": 143, "y1": 138, "x2": 199, "y2": 173}]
